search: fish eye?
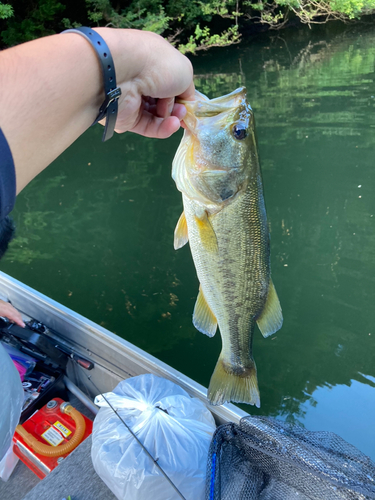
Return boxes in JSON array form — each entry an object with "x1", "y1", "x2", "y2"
[{"x1": 232, "y1": 123, "x2": 247, "y2": 140}]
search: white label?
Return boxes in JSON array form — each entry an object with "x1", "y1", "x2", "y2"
[
  {"x1": 41, "y1": 426, "x2": 64, "y2": 447},
  {"x1": 53, "y1": 421, "x2": 71, "y2": 438}
]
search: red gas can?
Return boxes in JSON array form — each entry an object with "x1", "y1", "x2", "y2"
[{"x1": 13, "y1": 398, "x2": 93, "y2": 479}]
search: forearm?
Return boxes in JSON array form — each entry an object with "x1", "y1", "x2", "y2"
[
  {"x1": 0, "y1": 32, "x2": 105, "y2": 194},
  {"x1": 0, "y1": 28, "x2": 194, "y2": 195}
]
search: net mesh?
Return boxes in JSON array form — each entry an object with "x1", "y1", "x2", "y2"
[{"x1": 206, "y1": 416, "x2": 375, "y2": 500}]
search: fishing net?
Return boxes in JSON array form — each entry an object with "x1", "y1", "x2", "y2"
[{"x1": 206, "y1": 416, "x2": 375, "y2": 500}]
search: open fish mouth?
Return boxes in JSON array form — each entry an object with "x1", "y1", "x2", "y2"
[
  {"x1": 177, "y1": 87, "x2": 247, "y2": 107},
  {"x1": 177, "y1": 87, "x2": 249, "y2": 130}
]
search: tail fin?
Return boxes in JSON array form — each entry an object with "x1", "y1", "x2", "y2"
[{"x1": 207, "y1": 355, "x2": 260, "y2": 407}]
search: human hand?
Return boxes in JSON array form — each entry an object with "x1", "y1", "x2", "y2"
[
  {"x1": 1, "y1": 28, "x2": 195, "y2": 195},
  {"x1": 95, "y1": 29, "x2": 195, "y2": 139},
  {"x1": 0, "y1": 300, "x2": 25, "y2": 327}
]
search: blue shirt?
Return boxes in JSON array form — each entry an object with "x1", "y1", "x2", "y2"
[{"x1": 0, "y1": 128, "x2": 16, "y2": 219}]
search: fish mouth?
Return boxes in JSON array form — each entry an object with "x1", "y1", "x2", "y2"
[{"x1": 178, "y1": 87, "x2": 249, "y2": 131}]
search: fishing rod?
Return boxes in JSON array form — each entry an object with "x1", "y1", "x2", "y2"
[{"x1": 75, "y1": 360, "x2": 187, "y2": 500}]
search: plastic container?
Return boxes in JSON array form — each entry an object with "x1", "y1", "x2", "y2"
[{"x1": 0, "y1": 343, "x2": 23, "y2": 462}]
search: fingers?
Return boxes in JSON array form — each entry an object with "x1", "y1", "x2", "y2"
[
  {"x1": 106, "y1": 29, "x2": 195, "y2": 138},
  {"x1": 156, "y1": 99, "x2": 187, "y2": 122},
  {"x1": 172, "y1": 103, "x2": 187, "y2": 121},
  {"x1": 156, "y1": 97, "x2": 175, "y2": 119},
  {"x1": 131, "y1": 113, "x2": 181, "y2": 139},
  {"x1": 144, "y1": 98, "x2": 186, "y2": 121},
  {"x1": 128, "y1": 99, "x2": 187, "y2": 138},
  {"x1": 129, "y1": 31, "x2": 194, "y2": 129},
  {"x1": 0, "y1": 300, "x2": 25, "y2": 327},
  {"x1": 178, "y1": 81, "x2": 196, "y2": 101}
]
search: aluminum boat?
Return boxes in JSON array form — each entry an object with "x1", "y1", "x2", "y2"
[{"x1": 0, "y1": 270, "x2": 247, "y2": 500}]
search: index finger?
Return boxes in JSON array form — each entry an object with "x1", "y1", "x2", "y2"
[{"x1": 178, "y1": 81, "x2": 196, "y2": 101}]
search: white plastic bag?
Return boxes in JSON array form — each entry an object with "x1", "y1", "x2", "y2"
[
  {"x1": 91, "y1": 374, "x2": 216, "y2": 500},
  {"x1": 0, "y1": 343, "x2": 23, "y2": 461},
  {"x1": 0, "y1": 445, "x2": 19, "y2": 482}
]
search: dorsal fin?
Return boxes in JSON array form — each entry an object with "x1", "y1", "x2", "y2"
[
  {"x1": 256, "y1": 280, "x2": 283, "y2": 338},
  {"x1": 193, "y1": 286, "x2": 217, "y2": 337},
  {"x1": 174, "y1": 211, "x2": 189, "y2": 250}
]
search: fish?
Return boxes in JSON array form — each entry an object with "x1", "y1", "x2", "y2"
[{"x1": 172, "y1": 87, "x2": 283, "y2": 407}]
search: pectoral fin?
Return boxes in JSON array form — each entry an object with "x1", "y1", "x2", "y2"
[
  {"x1": 194, "y1": 211, "x2": 218, "y2": 253},
  {"x1": 257, "y1": 280, "x2": 283, "y2": 338},
  {"x1": 193, "y1": 286, "x2": 217, "y2": 337},
  {"x1": 174, "y1": 212, "x2": 189, "y2": 250}
]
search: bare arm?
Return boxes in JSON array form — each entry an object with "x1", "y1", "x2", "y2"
[{"x1": 0, "y1": 28, "x2": 195, "y2": 194}]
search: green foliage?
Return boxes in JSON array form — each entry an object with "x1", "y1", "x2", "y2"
[
  {"x1": 1, "y1": 0, "x2": 375, "y2": 50},
  {"x1": 1, "y1": 0, "x2": 65, "y2": 46},
  {"x1": 0, "y1": 0, "x2": 241, "y2": 52},
  {"x1": 243, "y1": 0, "x2": 375, "y2": 27},
  {"x1": 179, "y1": 24, "x2": 240, "y2": 53},
  {"x1": 200, "y1": 0, "x2": 239, "y2": 18},
  {"x1": 330, "y1": 0, "x2": 375, "y2": 17},
  {"x1": 167, "y1": 0, "x2": 207, "y2": 28},
  {"x1": 87, "y1": 0, "x2": 171, "y2": 33},
  {"x1": 86, "y1": 0, "x2": 240, "y2": 50},
  {"x1": 0, "y1": 2, "x2": 13, "y2": 19}
]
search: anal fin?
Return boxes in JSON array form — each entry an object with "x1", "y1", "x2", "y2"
[
  {"x1": 174, "y1": 211, "x2": 189, "y2": 250},
  {"x1": 193, "y1": 286, "x2": 217, "y2": 337},
  {"x1": 257, "y1": 279, "x2": 283, "y2": 338}
]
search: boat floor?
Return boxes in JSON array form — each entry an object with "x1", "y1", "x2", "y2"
[{"x1": 1, "y1": 395, "x2": 116, "y2": 500}]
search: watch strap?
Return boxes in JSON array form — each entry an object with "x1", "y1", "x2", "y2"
[{"x1": 62, "y1": 27, "x2": 122, "y2": 142}]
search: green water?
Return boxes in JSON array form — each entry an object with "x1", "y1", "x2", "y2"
[{"x1": 2, "y1": 23, "x2": 375, "y2": 459}]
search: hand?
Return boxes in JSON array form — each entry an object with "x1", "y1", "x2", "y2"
[
  {"x1": 95, "y1": 29, "x2": 195, "y2": 139},
  {"x1": 0, "y1": 300, "x2": 25, "y2": 327},
  {"x1": 0, "y1": 28, "x2": 196, "y2": 195}
]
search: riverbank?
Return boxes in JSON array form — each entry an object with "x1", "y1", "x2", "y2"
[{"x1": 1, "y1": 0, "x2": 375, "y2": 53}]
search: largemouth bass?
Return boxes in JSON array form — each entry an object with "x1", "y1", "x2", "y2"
[{"x1": 172, "y1": 87, "x2": 283, "y2": 407}]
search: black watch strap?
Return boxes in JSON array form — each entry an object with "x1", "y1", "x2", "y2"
[{"x1": 62, "y1": 27, "x2": 122, "y2": 142}]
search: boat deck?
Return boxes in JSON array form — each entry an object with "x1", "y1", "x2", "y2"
[{"x1": 23, "y1": 435, "x2": 117, "y2": 500}]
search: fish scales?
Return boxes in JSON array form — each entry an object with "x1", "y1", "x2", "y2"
[{"x1": 172, "y1": 87, "x2": 283, "y2": 407}]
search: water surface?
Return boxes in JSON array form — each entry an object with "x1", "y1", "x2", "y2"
[{"x1": 2, "y1": 23, "x2": 375, "y2": 459}]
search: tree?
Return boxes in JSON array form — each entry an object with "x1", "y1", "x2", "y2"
[
  {"x1": 0, "y1": 2, "x2": 13, "y2": 19},
  {"x1": 1, "y1": 0, "x2": 375, "y2": 51}
]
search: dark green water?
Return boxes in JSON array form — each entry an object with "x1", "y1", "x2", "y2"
[{"x1": 2, "y1": 23, "x2": 375, "y2": 459}]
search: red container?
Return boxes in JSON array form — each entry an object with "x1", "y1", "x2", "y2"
[{"x1": 13, "y1": 397, "x2": 93, "y2": 479}]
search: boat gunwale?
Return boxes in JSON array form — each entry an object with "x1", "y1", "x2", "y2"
[{"x1": 0, "y1": 271, "x2": 249, "y2": 425}]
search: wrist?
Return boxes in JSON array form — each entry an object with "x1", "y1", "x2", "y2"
[
  {"x1": 92, "y1": 28, "x2": 147, "y2": 94},
  {"x1": 91, "y1": 28, "x2": 153, "y2": 132},
  {"x1": 62, "y1": 27, "x2": 123, "y2": 141}
]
